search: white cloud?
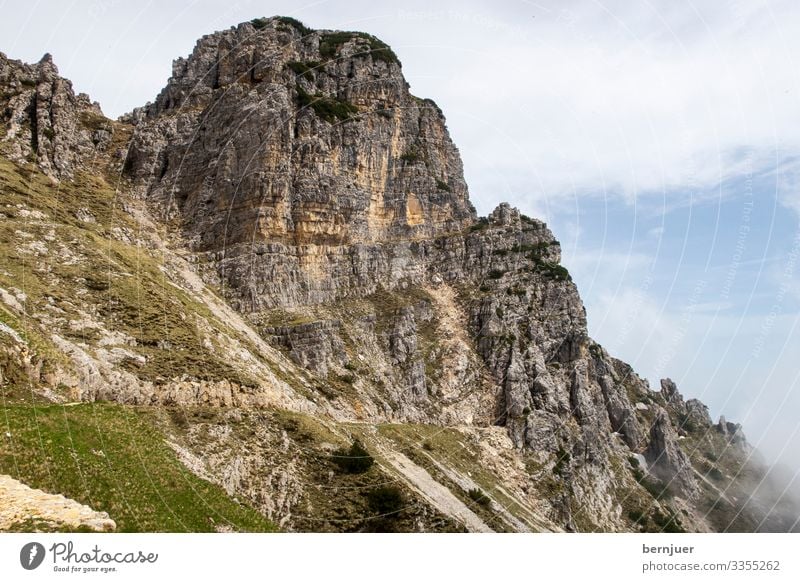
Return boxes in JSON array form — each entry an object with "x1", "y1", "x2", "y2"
[{"x1": 394, "y1": 0, "x2": 800, "y2": 212}]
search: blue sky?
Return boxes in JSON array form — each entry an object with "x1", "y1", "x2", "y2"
[{"x1": 2, "y1": 0, "x2": 800, "y2": 470}]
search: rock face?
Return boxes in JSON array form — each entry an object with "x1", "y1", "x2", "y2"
[
  {"x1": 717, "y1": 415, "x2": 749, "y2": 449},
  {"x1": 0, "y1": 474, "x2": 116, "y2": 531},
  {"x1": 1, "y1": 17, "x2": 796, "y2": 533},
  {"x1": 0, "y1": 52, "x2": 112, "y2": 179},
  {"x1": 125, "y1": 18, "x2": 474, "y2": 311},
  {"x1": 263, "y1": 319, "x2": 347, "y2": 375},
  {"x1": 645, "y1": 409, "x2": 700, "y2": 498},
  {"x1": 120, "y1": 18, "x2": 703, "y2": 526}
]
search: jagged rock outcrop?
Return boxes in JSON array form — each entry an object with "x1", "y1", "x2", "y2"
[
  {"x1": 0, "y1": 475, "x2": 116, "y2": 532},
  {"x1": 125, "y1": 18, "x2": 474, "y2": 312},
  {"x1": 0, "y1": 52, "x2": 112, "y2": 179},
  {"x1": 660, "y1": 378, "x2": 683, "y2": 408},
  {"x1": 645, "y1": 409, "x2": 700, "y2": 498},
  {"x1": 717, "y1": 415, "x2": 749, "y2": 449},
  {"x1": 119, "y1": 19, "x2": 706, "y2": 526},
  {"x1": 685, "y1": 399, "x2": 713, "y2": 427}
]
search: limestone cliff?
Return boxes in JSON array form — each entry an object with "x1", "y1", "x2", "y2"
[
  {"x1": 0, "y1": 17, "x2": 797, "y2": 533},
  {"x1": 125, "y1": 18, "x2": 474, "y2": 311}
]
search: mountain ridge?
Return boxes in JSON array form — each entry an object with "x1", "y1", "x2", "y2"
[{"x1": 0, "y1": 16, "x2": 797, "y2": 532}]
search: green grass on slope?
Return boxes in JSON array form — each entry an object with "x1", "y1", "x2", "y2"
[
  {"x1": 0, "y1": 403, "x2": 276, "y2": 532},
  {"x1": 0, "y1": 153, "x2": 261, "y2": 387}
]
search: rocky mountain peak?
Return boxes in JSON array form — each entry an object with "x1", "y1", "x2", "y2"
[
  {"x1": 0, "y1": 51, "x2": 111, "y2": 180},
  {"x1": 125, "y1": 17, "x2": 473, "y2": 259},
  {"x1": 142, "y1": 17, "x2": 406, "y2": 118},
  {"x1": 1, "y1": 20, "x2": 796, "y2": 533}
]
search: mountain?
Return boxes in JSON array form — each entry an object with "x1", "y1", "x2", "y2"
[{"x1": 0, "y1": 16, "x2": 797, "y2": 532}]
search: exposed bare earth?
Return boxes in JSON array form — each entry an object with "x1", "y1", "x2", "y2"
[{"x1": 379, "y1": 449, "x2": 492, "y2": 532}]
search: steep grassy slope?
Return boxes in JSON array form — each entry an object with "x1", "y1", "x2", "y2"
[
  {"x1": 0, "y1": 403, "x2": 276, "y2": 531},
  {"x1": 0, "y1": 148, "x2": 256, "y2": 390}
]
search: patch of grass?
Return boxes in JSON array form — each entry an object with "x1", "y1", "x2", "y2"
[
  {"x1": 468, "y1": 217, "x2": 490, "y2": 232},
  {"x1": 377, "y1": 424, "x2": 533, "y2": 531},
  {"x1": 319, "y1": 31, "x2": 356, "y2": 60},
  {"x1": 286, "y1": 61, "x2": 321, "y2": 81},
  {"x1": 553, "y1": 447, "x2": 571, "y2": 476},
  {"x1": 651, "y1": 509, "x2": 685, "y2": 533},
  {"x1": 0, "y1": 403, "x2": 276, "y2": 532},
  {"x1": 296, "y1": 84, "x2": 358, "y2": 123},
  {"x1": 677, "y1": 411, "x2": 699, "y2": 434},
  {"x1": 365, "y1": 485, "x2": 404, "y2": 514},
  {"x1": 79, "y1": 111, "x2": 111, "y2": 133},
  {"x1": 400, "y1": 146, "x2": 422, "y2": 163},
  {"x1": 0, "y1": 155, "x2": 257, "y2": 387},
  {"x1": 319, "y1": 31, "x2": 399, "y2": 65},
  {"x1": 435, "y1": 179, "x2": 451, "y2": 192},
  {"x1": 512, "y1": 242, "x2": 547, "y2": 254},
  {"x1": 275, "y1": 16, "x2": 312, "y2": 35},
  {"x1": 628, "y1": 509, "x2": 646, "y2": 524},
  {"x1": 532, "y1": 260, "x2": 571, "y2": 281},
  {"x1": 639, "y1": 476, "x2": 674, "y2": 501},
  {"x1": 252, "y1": 16, "x2": 313, "y2": 35},
  {"x1": 468, "y1": 488, "x2": 491, "y2": 506},
  {"x1": 3, "y1": 518, "x2": 98, "y2": 533},
  {"x1": 487, "y1": 269, "x2": 505, "y2": 280}
]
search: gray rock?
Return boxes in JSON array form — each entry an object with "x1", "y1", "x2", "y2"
[
  {"x1": 645, "y1": 408, "x2": 700, "y2": 499},
  {"x1": 660, "y1": 378, "x2": 684, "y2": 409},
  {"x1": 686, "y1": 398, "x2": 712, "y2": 427},
  {"x1": 262, "y1": 319, "x2": 347, "y2": 376},
  {"x1": 717, "y1": 415, "x2": 749, "y2": 449},
  {"x1": 0, "y1": 52, "x2": 111, "y2": 180}
]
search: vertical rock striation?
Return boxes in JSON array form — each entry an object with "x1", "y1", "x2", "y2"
[
  {"x1": 0, "y1": 52, "x2": 112, "y2": 179},
  {"x1": 125, "y1": 18, "x2": 474, "y2": 310}
]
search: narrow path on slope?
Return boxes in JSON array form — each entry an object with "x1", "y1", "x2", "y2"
[{"x1": 379, "y1": 449, "x2": 492, "y2": 532}]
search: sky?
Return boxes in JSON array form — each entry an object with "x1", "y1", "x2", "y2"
[{"x1": 2, "y1": 0, "x2": 800, "y2": 472}]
